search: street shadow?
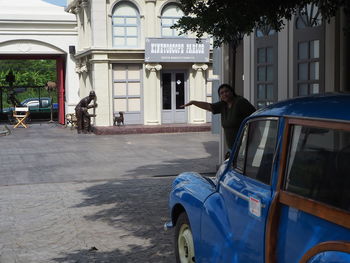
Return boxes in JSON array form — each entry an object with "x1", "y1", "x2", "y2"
[
  {"x1": 52, "y1": 140, "x2": 219, "y2": 262},
  {"x1": 52, "y1": 244, "x2": 172, "y2": 263},
  {"x1": 52, "y1": 177, "x2": 175, "y2": 262}
]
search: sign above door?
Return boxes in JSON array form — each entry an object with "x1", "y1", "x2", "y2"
[{"x1": 145, "y1": 38, "x2": 210, "y2": 63}]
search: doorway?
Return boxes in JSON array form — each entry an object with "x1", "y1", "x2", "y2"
[
  {"x1": 0, "y1": 55, "x2": 65, "y2": 125},
  {"x1": 161, "y1": 71, "x2": 187, "y2": 123}
]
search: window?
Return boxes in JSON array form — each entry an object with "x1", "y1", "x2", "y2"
[
  {"x1": 113, "y1": 64, "x2": 142, "y2": 124},
  {"x1": 161, "y1": 4, "x2": 184, "y2": 37},
  {"x1": 26, "y1": 101, "x2": 39, "y2": 107},
  {"x1": 295, "y1": 4, "x2": 322, "y2": 29},
  {"x1": 233, "y1": 119, "x2": 278, "y2": 184},
  {"x1": 256, "y1": 25, "x2": 276, "y2": 38},
  {"x1": 112, "y1": 2, "x2": 140, "y2": 47},
  {"x1": 285, "y1": 125, "x2": 350, "y2": 211},
  {"x1": 255, "y1": 25, "x2": 277, "y2": 109},
  {"x1": 294, "y1": 3, "x2": 324, "y2": 96},
  {"x1": 41, "y1": 100, "x2": 49, "y2": 108}
]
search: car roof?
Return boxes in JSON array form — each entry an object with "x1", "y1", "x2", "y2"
[{"x1": 251, "y1": 93, "x2": 350, "y2": 122}]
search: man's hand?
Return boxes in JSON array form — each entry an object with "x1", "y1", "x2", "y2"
[
  {"x1": 180, "y1": 100, "x2": 212, "y2": 112},
  {"x1": 87, "y1": 103, "x2": 98, "y2": 109},
  {"x1": 180, "y1": 101, "x2": 193, "y2": 108}
]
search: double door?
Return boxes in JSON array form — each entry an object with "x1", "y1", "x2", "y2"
[{"x1": 161, "y1": 71, "x2": 187, "y2": 123}]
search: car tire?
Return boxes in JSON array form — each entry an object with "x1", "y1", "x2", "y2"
[{"x1": 175, "y1": 212, "x2": 195, "y2": 263}]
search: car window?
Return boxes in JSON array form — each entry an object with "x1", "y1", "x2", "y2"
[
  {"x1": 234, "y1": 124, "x2": 248, "y2": 173},
  {"x1": 233, "y1": 119, "x2": 278, "y2": 185},
  {"x1": 284, "y1": 125, "x2": 350, "y2": 212},
  {"x1": 41, "y1": 100, "x2": 49, "y2": 108},
  {"x1": 26, "y1": 101, "x2": 39, "y2": 107}
]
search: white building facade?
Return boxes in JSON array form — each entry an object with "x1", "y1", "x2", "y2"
[
  {"x1": 66, "y1": 0, "x2": 216, "y2": 127},
  {"x1": 227, "y1": 4, "x2": 349, "y2": 108},
  {"x1": 0, "y1": 0, "x2": 79, "y2": 124}
]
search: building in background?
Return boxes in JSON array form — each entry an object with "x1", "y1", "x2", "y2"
[
  {"x1": 0, "y1": 0, "x2": 79, "y2": 124},
  {"x1": 225, "y1": 3, "x2": 349, "y2": 108},
  {"x1": 65, "y1": 0, "x2": 217, "y2": 127}
]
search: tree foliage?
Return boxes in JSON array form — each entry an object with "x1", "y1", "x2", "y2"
[
  {"x1": 174, "y1": 0, "x2": 349, "y2": 47},
  {"x1": 0, "y1": 60, "x2": 57, "y2": 108},
  {"x1": 0, "y1": 60, "x2": 56, "y2": 86}
]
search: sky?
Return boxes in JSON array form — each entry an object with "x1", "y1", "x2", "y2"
[{"x1": 43, "y1": 0, "x2": 66, "y2": 7}]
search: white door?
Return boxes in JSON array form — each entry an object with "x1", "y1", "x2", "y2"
[{"x1": 161, "y1": 71, "x2": 186, "y2": 123}]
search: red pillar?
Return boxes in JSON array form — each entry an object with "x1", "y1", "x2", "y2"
[{"x1": 56, "y1": 56, "x2": 65, "y2": 125}]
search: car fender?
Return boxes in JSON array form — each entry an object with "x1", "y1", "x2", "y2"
[
  {"x1": 305, "y1": 251, "x2": 350, "y2": 263},
  {"x1": 300, "y1": 242, "x2": 350, "y2": 263},
  {"x1": 169, "y1": 172, "x2": 216, "y2": 253}
]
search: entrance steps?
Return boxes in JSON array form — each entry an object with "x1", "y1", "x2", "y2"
[{"x1": 93, "y1": 123, "x2": 211, "y2": 135}]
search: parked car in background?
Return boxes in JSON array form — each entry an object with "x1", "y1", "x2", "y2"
[
  {"x1": 165, "y1": 93, "x2": 350, "y2": 263},
  {"x1": 3, "y1": 97, "x2": 58, "y2": 120}
]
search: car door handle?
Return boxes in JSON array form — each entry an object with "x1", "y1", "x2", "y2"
[{"x1": 220, "y1": 181, "x2": 266, "y2": 208}]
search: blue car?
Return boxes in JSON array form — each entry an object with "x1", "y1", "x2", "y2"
[{"x1": 165, "y1": 94, "x2": 350, "y2": 263}]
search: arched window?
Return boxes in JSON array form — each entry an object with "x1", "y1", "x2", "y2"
[
  {"x1": 112, "y1": 2, "x2": 140, "y2": 47},
  {"x1": 294, "y1": 3, "x2": 324, "y2": 97},
  {"x1": 296, "y1": 4, "x2": 322, "y2": 29},
  {"x1": 161, "y1": 4, "x2": 184, "y2": 37},
  {"x1": 256, "y1": 25, "x2": 276, "y2": 38}
]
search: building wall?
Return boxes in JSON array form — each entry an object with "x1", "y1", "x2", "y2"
[
  {"x1": 0, "y1": 0, "x2": 79, "y2": 117},
  {"x1": 239, "y1": 6, "x2": 348, "y2": 107},
  {"x1": 66, "y1": 0, "x2": 214, "y2": 126}
]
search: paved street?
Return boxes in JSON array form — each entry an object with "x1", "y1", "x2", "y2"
[{"x1": 0, "y1": 123, "x2": 219, "y2": 262}]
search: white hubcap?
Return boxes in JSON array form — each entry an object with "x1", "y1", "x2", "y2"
[{"x1": 178, "y1": 224, "x2": 195, "y2": 263}]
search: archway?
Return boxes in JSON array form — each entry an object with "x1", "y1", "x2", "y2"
[
  {"x1": 0, "y1": 54, "x2": 66, "y2": 125},
  {"x1": 0, "y1": 37, "x2": 69, "y2": 125}
]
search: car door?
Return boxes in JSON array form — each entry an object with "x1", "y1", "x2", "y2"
[
  {"x1": 199, "y1": 117, "x2": 279, "y2": 262},
  {"x1": 274, "y1": 118, "x2": 350, "y2": 263}
]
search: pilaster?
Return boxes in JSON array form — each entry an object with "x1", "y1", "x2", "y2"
[
  {"x1": 190, "y1": 63, "x2": 208, "y2": 123},
  {"x1": 90, "y1": 54, "x2": 110, "y2": 126},
  {"x1": 81, "y1": 0, "x2": 90, "y2": 49},
  {"x1": 145, "y1": 0, "x2": 156, "y2": 37},
  {"x1": 74, "y1": 5, "x2": 83, "y2": 50},
  {"x1": 144, "y1": 63, "x2": 162, "y2": 125}
]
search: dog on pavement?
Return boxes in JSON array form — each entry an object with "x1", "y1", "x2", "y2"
[{"x1": 113, "y1": 112, "x2": 124, "y2": 126}]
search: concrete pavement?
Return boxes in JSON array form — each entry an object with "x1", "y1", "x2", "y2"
[{"x1": 0, "y1": 123, "x2": 219, "y2": 262}]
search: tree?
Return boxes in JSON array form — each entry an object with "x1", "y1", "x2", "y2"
[{"x1": 174, "y1": 0, "x2": 349, "y2": 47}]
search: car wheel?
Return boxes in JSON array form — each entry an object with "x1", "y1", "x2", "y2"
[{"x1": 175, "y1": 212, "x2": 195, "y2": 263}]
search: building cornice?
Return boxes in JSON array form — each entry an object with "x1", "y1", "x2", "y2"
[
  {"x1": 0, "y1": 20, "x2": 76, "y2": 25},
  {"x1": 74, "y1": 48, "x2": 145, "y2": 58}
]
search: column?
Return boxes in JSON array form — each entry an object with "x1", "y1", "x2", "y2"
[
  {"x1": 144, "y1": 63, "x2": 162, "y2": 125},
  {"x1": 90, "y1": 55, "x2": 110, "y2": 126},
  {"x1": 82, "y1": 0, "x2": 90, "y2": 48},
  {"x1": 190, "y1": 63, "x2": 208, "y2": 124},
  {"x1": 74, "y1": 5, "x2": 82, "y2": 50},
  {"x1": 145, "y1": 0, "x2": 156, "y2": 37},
  {"x1": 56, "y1": 57, "x2": 65, "y2": 125}
]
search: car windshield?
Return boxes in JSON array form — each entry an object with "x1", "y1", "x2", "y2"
[
  {"x1": 21, "y1": 98, "x2": 49, "y2": 107},
  {"x1": 25, "y1": 101, "x2": 39, "y2": 107}
]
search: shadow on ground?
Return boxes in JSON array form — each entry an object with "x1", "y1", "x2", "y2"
[
  {"x1": 52, "y1": 177, "x2": 175, "y2": 262},
  {"x1": 49, "y1": 164, "x2": 214, "y2": 261},
  {"x1": 51, "y1": 140, "x2": 219, "y2": 262}
]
